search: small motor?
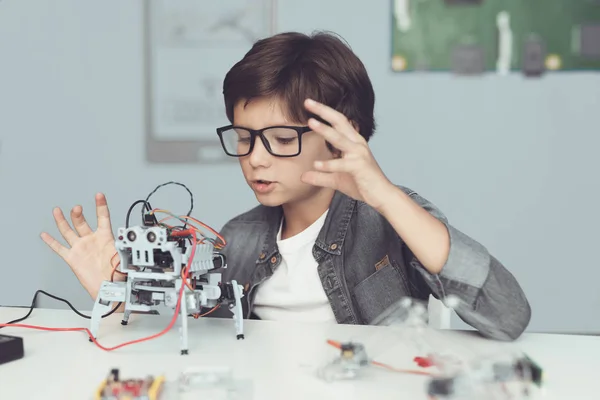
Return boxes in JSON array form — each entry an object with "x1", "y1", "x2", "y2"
[{"x1": 317, "y1": 341, "x2": 370, "y2": 382}]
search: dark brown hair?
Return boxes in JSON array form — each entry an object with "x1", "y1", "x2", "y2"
[{"x1": 222, "y1": 31, "x2": 376, "y2": 142}]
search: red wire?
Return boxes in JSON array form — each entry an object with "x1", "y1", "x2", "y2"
[{"x1": 0, "y1": 236, "x2": 198, "y2": 352}]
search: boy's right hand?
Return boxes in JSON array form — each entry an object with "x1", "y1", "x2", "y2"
[{"x1": 40, "y1": 193, "x2": 119, "y2": 299}]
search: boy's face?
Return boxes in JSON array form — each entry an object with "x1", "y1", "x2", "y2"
[{"x1": 233, "y1": 97, "x2": 335, "y2": 207}]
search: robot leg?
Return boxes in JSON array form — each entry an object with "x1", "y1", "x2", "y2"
[{"x1": 229, "y1": 280, "x2": 245, "y2": 340}]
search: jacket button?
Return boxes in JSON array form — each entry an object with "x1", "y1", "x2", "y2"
[
  {"x1": 270, "y1": 256, "x2": 277, "y2": 264},
  {"x1": 259, "y1": 253, "x2": 266, "y2": 259},
  {"x1": 330, "y1": 243, "x2": 338, "y2": 250}
]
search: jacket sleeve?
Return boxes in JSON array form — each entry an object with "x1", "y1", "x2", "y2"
[{"x1": 402, "y1": 190, "x2": 531, "y2": 341}]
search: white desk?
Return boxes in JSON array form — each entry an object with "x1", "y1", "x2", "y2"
[{"x1": 0, "y1": 307, "x2": 597, "y2": 400}]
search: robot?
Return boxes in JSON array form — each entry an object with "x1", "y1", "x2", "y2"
[{"x1": 88, "y1": 215, "x2": 245, "y2": 355}]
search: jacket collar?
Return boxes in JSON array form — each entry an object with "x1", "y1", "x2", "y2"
[{"x1": 255, "y1": 190, "x2": 357, "y2": 263}]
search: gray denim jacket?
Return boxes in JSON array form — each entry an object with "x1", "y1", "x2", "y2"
[{"x1": 215, "y1": 186, "x2": 531, "y2": 341}]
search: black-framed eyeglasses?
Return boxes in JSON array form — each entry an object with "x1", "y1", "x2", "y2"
[{"x1": 216, "y1": 125, "x2": 312, "y2": 157}]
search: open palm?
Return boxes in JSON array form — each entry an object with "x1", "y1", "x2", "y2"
[{"x1": 40, "y1": 193, "x2": 118, "y2": 299}]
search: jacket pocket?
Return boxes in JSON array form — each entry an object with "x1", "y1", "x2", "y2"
[{"x1": 351, "y1": 263, "x2": 410, "y2": 324}]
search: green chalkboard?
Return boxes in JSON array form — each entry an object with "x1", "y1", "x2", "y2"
[{"x1": 390, "y1": 0, "x2": 600, "y2": 74}]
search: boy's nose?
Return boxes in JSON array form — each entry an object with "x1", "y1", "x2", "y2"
[{"x1": 248, "y1": 136, "x2": 272, "y2": 168}]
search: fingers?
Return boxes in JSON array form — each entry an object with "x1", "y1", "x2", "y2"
[
  {"x1": 95, "y1": 192, "x2": 113, "y2": 231},
  {"x1": 52, "y1": 207, "x2": 79, "y2": 246},
  {"x1": 314, "y1": 159, "x2": 353, "y2": 173},
  {"x1": 40, "y1": 231, "x2": 69, "y2": 260},
  {"x1": 304, "y1": 98, "x2": 347, "y2": 128},
  {"x1": 301, "y1": 171, "x2": 339, "y2": 189},
  {"x1": 308, "y1": 118, "x2": 356, "y2": 152},
  {"x1": 70, "y1": 205, "x2": 93, "y2": 236},
  {"x1": 304, "y1": 99, "x2": 364, "y2": 142}
]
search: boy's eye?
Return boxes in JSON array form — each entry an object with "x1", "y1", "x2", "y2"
[
  {"x1": 237, "y1": 137, "x2": 251, "y2": 143},
  {"x1": 275, "y1": 137, "x2": 296, "y2": 144}
]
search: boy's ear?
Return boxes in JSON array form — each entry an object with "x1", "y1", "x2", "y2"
[{"x1": 350, "y1": 120, "x2": 360, "y2": 133}]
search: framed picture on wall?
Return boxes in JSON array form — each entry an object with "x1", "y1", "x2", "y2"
[{"x1": 143, "y1": 0, "x2": 277, "y2": 164}]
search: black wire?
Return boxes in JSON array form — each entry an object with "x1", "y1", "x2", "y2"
[
  {"x1": 0, "y1": 290, "x2": 121, "y2": 328},
  {"x1": 144, "y1": 182, "x2": 194, "y2": 229},
  {"x1": 145, "y1": 181, "x2": 194, "y2": 216},
  {"x1": 126, "y1": 199, "x2": 151, "y2": 228}
]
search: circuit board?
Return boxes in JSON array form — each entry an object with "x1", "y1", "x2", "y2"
[
  {"x1": 390, "y1": 0, "x2": 600, "y2": 74},
  {"x1": 95, "y1": 369, "x2": 165, "y2": 400}
]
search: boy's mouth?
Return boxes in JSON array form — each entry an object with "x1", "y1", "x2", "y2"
[{"x1": 252, "y1": 179, "x2": 276, "y2": 193}]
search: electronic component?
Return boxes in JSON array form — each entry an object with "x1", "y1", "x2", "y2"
[
  {"x1": 496, "y1": 11, "x2": 513, "y2": 75},
  {"x1": 0, "y1": 334, "x2": 24, "y2": 365},
  {"x1": 393, "y1": 0, "x2": 411, "y2": 33},
  {"x1": 317, "y1": 337, "x2": 434, "y2": 383},
  {"x1": 452, "y1": 44, "x2": 485, "y2": 75},
  {"x1": 522, "y1": 35, "x2": 546, "y2": 77},
  {"x1": 319, "y1": 295, "x2": 544, "y2": 400},
  {"x1": 427, "y1": 353, "x2": 543, "y2": 399},
  {"x1": 95, "y1": 368, "x2": 164, "y2": 400},
  {"x1": 444, "y1": 0, "x2": 483, "y2": 5},
  {"x1": 317, "y1": 341, "x2": 370, "y2": 382},
  {"x1": 580, "y1": 24, "x2": 600, "y2": 59},
  {"x1": 177, "y1": 366, "x2": 253, "y2": 399},
  {"x1": 511, "y1": 354, "x2": 543, "y2": 388},
  {"x1": 427, "y1": 376, "x2": 460, "y2": 398},
  {"x1": 393, "y1": 1, "x2": 600, "y2": 73}
]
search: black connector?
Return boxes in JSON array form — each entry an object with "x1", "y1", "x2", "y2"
[
  {"x1": 219, "y1": 282, "x2": 235, "y2": 302},
  {"x1": 516, "y1": 355, "x2": 544, "y2": 387},
  {"x1": 143, "y1": 213, "x2": 156, "y2": 226},
  {"x1": 0, "y1": 334, "x2": 24, "y2": 365},
  {"x1": 212, "y1": 253, "x2": 226, "y2": 269}
]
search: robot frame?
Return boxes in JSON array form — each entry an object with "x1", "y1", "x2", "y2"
[{"x1": 88, "y1": 183, "x2": 245, "y2": 355}]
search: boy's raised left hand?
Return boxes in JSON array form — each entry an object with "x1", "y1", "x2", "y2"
[{"x1": 301, "y1": 98, "x2": 396, "y2": 212}]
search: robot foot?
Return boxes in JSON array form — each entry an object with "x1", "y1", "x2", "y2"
[
  {"x1": 181, "y1": 350, "x2": 188, "y2": 355},
  {"x1": 121, "y1": 320, "x2": 128, "y2": 326},
  {"x1": 237, "y1": 334, "x2": 245, "y2": 340},
  {"x1": 89, "y1": 337, "x2": 94, "y2": 343}
]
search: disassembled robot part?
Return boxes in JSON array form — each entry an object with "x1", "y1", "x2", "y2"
[
  {"x1": 317, "y1": 342, "x2": 370, "y2": 382},
  {"x1": 95, "y1": 368, "x2": 165, "y2": 400},
  {"x1": 177, "y1": 366, "x2": 253, "y2": 399},
  {"x1": 89, "y1": 218, "x2": 245, "y2": 354},
  {"x1": 427, "y1": 353, "x2": 544, "y2": 399}
]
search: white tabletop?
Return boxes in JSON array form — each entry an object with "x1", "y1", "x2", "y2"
[{"x1": 0, "y1": 306, "x2": 598, "y2": 400}]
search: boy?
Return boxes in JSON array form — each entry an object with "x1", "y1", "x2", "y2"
[{"x1": 41, "y1": 31, "x2": 530, "y2": 341}]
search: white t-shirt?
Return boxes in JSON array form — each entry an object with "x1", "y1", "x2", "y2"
[{"x1": 252, "y1": 209, "x2": 337, "y2": 323}]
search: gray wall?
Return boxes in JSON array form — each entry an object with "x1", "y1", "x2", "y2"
[{"x1": 1, "y1": 0, "x2": 599, "y2": 334}]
